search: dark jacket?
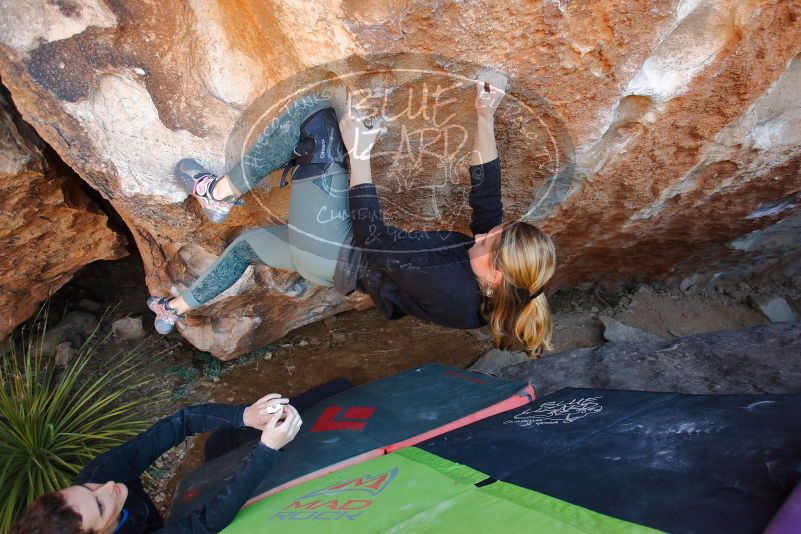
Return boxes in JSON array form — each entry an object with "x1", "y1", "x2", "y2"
[
  {"x1": 346, "y1": 158, "x2": 503, "y2": 329},
  {"x1": 73, "y1": 404, "x2": 278, "y2": 533}
]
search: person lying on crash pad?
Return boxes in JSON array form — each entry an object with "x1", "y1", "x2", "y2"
[{"x1": 11, "y1": 394, "x2": 301, "y2": 534}]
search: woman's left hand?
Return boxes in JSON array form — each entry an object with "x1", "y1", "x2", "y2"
[{"x1": 243, "y1": 393, "x2": 289, "y2": 430}]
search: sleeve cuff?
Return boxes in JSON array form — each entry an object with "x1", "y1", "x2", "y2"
[
  {"x1": 349, "y1": 182, "x2": 379, "y2": 199},
  {"x1": 350, "y1": 183, "x2": 376, "y2": 190},
  {"x1": 468, "y1": 157, "x2": 499, "y2": 171},
  {"x1": 235, "y1": 404, "x2": 249, "y2": 429},
  {"x1": 468, "y1": 157, "x2": 500, "y2": 185},
  {"x1": 348, "y1": 183, "x2": 382, "y2": 219},
  {"x1": 253, "y1": 441, "x2": 283, "y2": 461}
]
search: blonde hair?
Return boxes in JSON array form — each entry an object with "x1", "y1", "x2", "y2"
[{"x1": 481, "y1": 221, "x2": 556, "y2": 358}]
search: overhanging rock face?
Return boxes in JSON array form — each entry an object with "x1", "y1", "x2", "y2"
[
  {"x1": 0, "y1": 88, "x2": 126, "y2": 338},
  {"x1": 0, "y1": 1, "x2": 799, "y2": 358}
]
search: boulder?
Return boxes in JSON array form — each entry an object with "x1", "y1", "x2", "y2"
[
  {"x1": 497, "y1": 323, "x2": 801, "y2": 397},
  {"x1": 0, "y1": 1, "x2": 799, "y2": 358},
  {"x1": 0, "y1": 89, "x2": 125, "y2": 338}
]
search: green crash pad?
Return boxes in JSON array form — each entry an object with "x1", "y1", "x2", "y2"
[{"x1": 222, "y1": 447, "x2": 658, "y2": 534}]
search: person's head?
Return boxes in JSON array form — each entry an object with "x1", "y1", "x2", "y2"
[
  {"x1": 469, "y1": 221, "x2": 556, "y2": 357},
  {"x1": 12, "y1": 482, "x2": 127, "y2": 534}
]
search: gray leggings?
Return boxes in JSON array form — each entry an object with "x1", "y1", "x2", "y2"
[{"x1": 180, "y1": 99, "x2": 351, "y2": 308}]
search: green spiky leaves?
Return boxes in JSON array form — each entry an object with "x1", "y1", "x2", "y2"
[{"x1": 0, "y1": 312, "x2": 162, "y2": 531}]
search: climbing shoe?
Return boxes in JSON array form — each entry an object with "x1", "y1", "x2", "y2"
[
  {"x1": 176, "y1": 158, "x2": 243, "y2": 223},
  {"x1": 147, "y1": 296, "x2": 181, "y2": 335},
  {"x1": 280, "y1": 107, "x2": 348, "y2": 188}
]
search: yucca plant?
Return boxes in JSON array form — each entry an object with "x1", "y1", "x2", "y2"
[{"x1": 0, "y1": 312, "x2": 162, "y2": 531}]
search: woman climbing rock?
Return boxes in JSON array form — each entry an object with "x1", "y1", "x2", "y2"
[{"x1": 148, "y1": 74, "x2": 557, "y2": 357}]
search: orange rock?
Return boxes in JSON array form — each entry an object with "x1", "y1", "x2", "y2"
[
  {"x1": 0, "y1": 1, "x2": 798, "y2": 358},
  {"x1": 0, "y1": 94, "x2": 126, "y2": 338}
]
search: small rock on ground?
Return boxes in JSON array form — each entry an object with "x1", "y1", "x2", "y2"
[
  {"x1": 42, "y1": 311, "x2": 97, "y2": 354},
  {"x1": 600, "y1": 315, "x2": 662, "y2": 343},
  {"x1": 748, "y1": 295, "x2": 797, "y2": 323},
  {"x1": 112, "y1": 316, "x2": 146, "y2": 341},
  {"x1": 468, "y1": 349, "x2": 529, "y2": 375},
  {"x1": 680, "y1": 274, "x2": 703, "y2": 292},
  {"x1": 77, "y1": 299, "x2": 103, "y2": 313},
  {"x1": 54, "y1": 341, "x2": 76, "y2": 366},
  {"x1": 466, "y1": 327, "x2": 491, "y2": 342}
]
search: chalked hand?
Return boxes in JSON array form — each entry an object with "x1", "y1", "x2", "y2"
[
  {"x1": 265, "y1": 403, "x2": 284, "y2": 414},
  {"x1": 339, "y1": 97, "x2": 384, "y2": 161},
  {"x1": 475, "y1": 72, "x2": 508, "y2": 117},
  {"x1": 244, "y1": 393, "x2": 289, "y2": 430},
  {"x1": 262, "y1": 404, "x2": 303, "y2": 450}
]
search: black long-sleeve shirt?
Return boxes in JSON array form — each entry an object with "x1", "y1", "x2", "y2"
[
  {"x1": 350, "y1": 158, "x2": 503, "y2": 329},
  {"x1": 73, "y1": 404, "x2": 278, "y2": 533}
]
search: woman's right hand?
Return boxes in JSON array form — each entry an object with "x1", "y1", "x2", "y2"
[
  {"x1": 260, "y1": 404, "x2": 302, "y2": 450},
  {"x1": 339, "y1": 99, "x2": 383, "y2": 161},
  {"x1": 475, "y1": 72, "x2": 508, "y2": 118},
  {"x1": 243, "y1": 393, "x2": 289, "y2": 430}
]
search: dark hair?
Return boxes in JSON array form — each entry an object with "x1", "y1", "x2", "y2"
[{"x1": 11, "y1": 491, "x2": 92, "y2": 534}]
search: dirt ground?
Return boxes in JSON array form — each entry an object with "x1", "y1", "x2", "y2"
[{"x1": 40, "y1": 253, "x2": 797, "y2": 512}]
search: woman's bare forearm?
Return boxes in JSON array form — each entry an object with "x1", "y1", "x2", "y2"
[
  {"x1": 470, "y1": 114, "x2": 497, "y2": 166},
  {"x1": 349, "y1": 157, "x2": 373, "y2": 187}
]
